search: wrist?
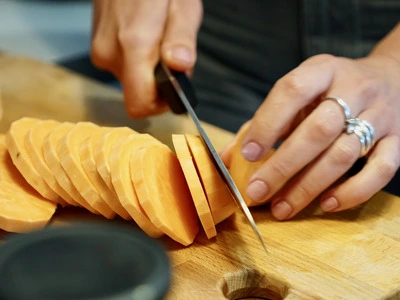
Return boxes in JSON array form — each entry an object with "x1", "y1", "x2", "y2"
[{"x1": 368, "y1": 23, "x2": 400, "y2": 65}]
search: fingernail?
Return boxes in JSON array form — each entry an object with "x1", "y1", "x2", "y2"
[
  {"x1": 167, "y1": 46, "x2": 193, "y2": 64},
  {"x1": 320, "y1": 197, "x2": 339, "y2": 212},
  {"x1": 272, "y1": 201, "x2": 292, "y2": 220},
  {"x1": 242, "y1": 142, "x2": 263, "y2": 161},
  {"x1": 246, "y1": 180, "x2": 268, "y2": 202}
]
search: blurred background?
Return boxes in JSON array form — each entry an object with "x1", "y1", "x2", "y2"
[{"x1": 0, "y1": 0, "x2": 118, "y2": 86}]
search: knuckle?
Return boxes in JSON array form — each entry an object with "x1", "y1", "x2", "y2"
[
  {"x1": 309, "y1": 53, "x2": 337, "y2": 65},
  {"x1": 331, "y1": 142, "x2": 359, "y2": 166},
  {"x1": 376, "y1": 159, "x2": 398, "y2": 182},
  {"x1": 118, "y1": 29, "x2": 152, "y2": 51},
  {"x1": 277, "y1": 71, "x2": 309, "y2": 99},
  {"x1": 269, "y1": 158, "x2": 293, "y2": 181},
  {"x1": 90, "y1": 39, "x2": 116, "y2": 69},
  {"x1": 356, "y1": 78, "x2": 381, "y2": 101},
  {"x1": 295, "y1": 180, "x2": 317, "y2": 202},
  {"x1": 313, "y1": 116, "x2": 341, "y2": 140},
  {"x1": 117, "y1": 30, "x2": 136, "y2": 48}
]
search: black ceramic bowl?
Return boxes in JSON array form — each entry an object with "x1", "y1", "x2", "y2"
[{"x1": 0, "y1": 222, "x2": 171, "y2": 300}]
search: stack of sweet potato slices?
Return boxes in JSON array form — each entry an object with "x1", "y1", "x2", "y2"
[{"x1": 2, "y1": 117, "x2": 242, "y2": 246}]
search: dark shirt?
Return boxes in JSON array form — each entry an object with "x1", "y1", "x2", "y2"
[
  {"x1": 193, "y1": 0, "x2": 302, "y2": 133},
  {"x1": 193, "y1": 0, "x2": 400, "y2": 133}
]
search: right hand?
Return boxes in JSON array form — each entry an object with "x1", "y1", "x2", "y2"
[{"x1": 91, "y1": 0, "x2": 203, "y2": 118}]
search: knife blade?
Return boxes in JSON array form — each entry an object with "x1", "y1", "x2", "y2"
[{"x1": 155, "y1": 61, "x2": 267, "y2": 253}]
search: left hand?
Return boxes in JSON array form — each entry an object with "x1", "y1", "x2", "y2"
[{"x1": 231, "y1": 53, "x2": 400, "y2": 220}]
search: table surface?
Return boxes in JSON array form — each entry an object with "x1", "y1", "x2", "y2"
[{"x1": 0, "y1": 54, "x2": 400, "y2": 300}]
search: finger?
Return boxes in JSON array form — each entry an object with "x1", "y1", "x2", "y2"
[
  {"x1": 161, "y1": 0, "x2": 203, "y2": 71},
  {"x1": 319, "y1": 134, "x2": 400, "y2": 212},
  {"x1": 245, "y1": 95, "x2": 366, "y2": 204},
  {"x1": 269, "y1": 109, "x2": 387, "y2": 220},
  {"x1": 246, "y1": 99, "x2": 347, "y2": 203},
  {"x1": 91, "y1": 1, "x2": 122, "y2": 76},
  {"x1": 120, "y1": 1, "x2": 170, "y2": 118},
  {"x1": 241, "y1": 54, "x2": 337, "y2": 162},
  {"x1": 244, "y1": 62, "x2": 385, "y2": 204}
]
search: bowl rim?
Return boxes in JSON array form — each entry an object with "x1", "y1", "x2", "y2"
[{"x1": 0, "y1": 221, "x2": 171, "y2": 300}]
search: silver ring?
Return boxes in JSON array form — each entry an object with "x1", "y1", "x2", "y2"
[
  {"x1": 324, "y1": 96, "x2": 352, "y2": 120},
  {"x1": 346, "y1": 118, "x2": 375, "y2": 157}
]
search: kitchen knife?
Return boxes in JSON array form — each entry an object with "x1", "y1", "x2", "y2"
[{"x1": 155, "y1": 61, "x2": 267, "y2": 253}]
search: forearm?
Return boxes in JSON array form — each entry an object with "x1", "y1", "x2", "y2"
[{"x1": 369, "y1": 23, "x2": 400, "y2": 63}]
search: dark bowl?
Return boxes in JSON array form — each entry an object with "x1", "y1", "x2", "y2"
[{"x1": 0, "y1": 222, "x2": 171, "y2": 300}]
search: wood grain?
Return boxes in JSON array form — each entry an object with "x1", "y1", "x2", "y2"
[{"x1": 0, "y1": 54, "x2": 399, "y2": 299}]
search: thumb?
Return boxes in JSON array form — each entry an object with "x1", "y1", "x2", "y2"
[{"x1": 161, "y1": 0, "x2": 203, "y2": 71}]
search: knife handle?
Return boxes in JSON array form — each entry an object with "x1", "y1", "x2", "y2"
[{"x1": 155, "y1": 61, "x2": 198, "y2": 114}]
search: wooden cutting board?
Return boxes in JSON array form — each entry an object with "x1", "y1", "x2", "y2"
[{"x1": 0, "y1": 54, "x2": 399, "y2": 300}]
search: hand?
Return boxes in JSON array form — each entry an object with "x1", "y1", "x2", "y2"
[
  {"x1": 91, "y1": 0, "x2": 203, "y2": 118},
  {"x1": 231, "y1": 51, "x2": 400, "y2": 220}
]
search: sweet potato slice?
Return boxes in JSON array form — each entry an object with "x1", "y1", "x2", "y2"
[
  {"x1": 185, "y1": 134, "x2": 237, "y2": 224},
  {"x1": 228, "y1": 124, "x2": 274, "y2": 207},
  {"x1": 0, "y1": 134, "x2": 57, "y2": 233},
  {"x1": 25, "y1": 119, "x2": 74, "y2": 207},
  {"x1": 172, "y1": 134, "x2": 216, "y2": 239},
  {"x1": 80, "y1": 127, "x2": 131, "y2": 220},
  {"x1": 43, "y1": 122, "x2": 98, "y2": 214},
  {"x1": 94, "y1": 127, "x2": 137, "y2": 192},
  {"x1": 109, "y1": 134, "x2": 163, "y2": 237},
  {"x1": 58, "y1": 122, "x2": 115, "y2": 219},
  {"x1": 6, "y1": 117, "x2": 60, "y2": 203},
  {"x1": 131, "y1": 142, "x2": 199, "y2": 246}
]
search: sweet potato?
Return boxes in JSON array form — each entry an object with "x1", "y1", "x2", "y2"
[
  {"x1": 172, "y1": 134, "x2": 216, "y2": 239},
  {"x1": 185, "y1": 134, "x2": 237, "y2": 224},
  {"x1": 6, "y1": 117, "x2": 60, "y2": 203},
  {"x1": 0, "y1": 134, "x2": 56, "y2": 233},
  {"x1": 94, "y1": 127, "x2": 137, "y2": 192},
  {"x1": 58, "y1": 122, "x2": 115, "y2": 219},
  {"x1": 109, "y1": 134, "x2": 163, "y2": 237},
  {"x1": 43, "y1": 122, "x2": 99, "y2": 214},
  {"x1": 25, "y1": 119, "x2": 72, "y2": 207},
  {"x1": 3, "y1": 117, "x2": 252, "y2": 246},
  {"x1": 131, "y1": 142, "x2": 199, "y2": 246},
  {"x1": 80, "y1": 127, "x2": 131, "y2": 220}
]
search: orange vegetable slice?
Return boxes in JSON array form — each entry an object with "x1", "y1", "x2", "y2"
[
  {"x1": 94, "y1": 127, "x2": 137, "y2": 192},
  {"x1": 131, "y1": 142, "x2": 199, "y2": 246},
  {"x1": 228, "y1": 124, "x2": 274, "y2": 207},
  {"x1": 25, "y1": 119, "x2": 73, "y2": 207},
  {"x1": 80, "y1": 126, "x2": 131, "y2": 220},
  {"x1": 43, "y1": 122, "x2": 98, "y2": 214},
  {"x1": 185, "y1": 134, "x2": 237, "y2": 224},
  {"x1": 109, "y1": 134, "x2": 163, "y2": 237},
  {"x1": 6, "y1": 117, "x2": 60, "y2": 203},
  {"x1": 0, "y1": 134, "x2": 57, "y2": 233},
  {"x1": 172, "y1": 134, "x2": 216, "y2": 239},
  {"x1": 58, "y1": 122, "x2": 115, "y2": 219}
]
